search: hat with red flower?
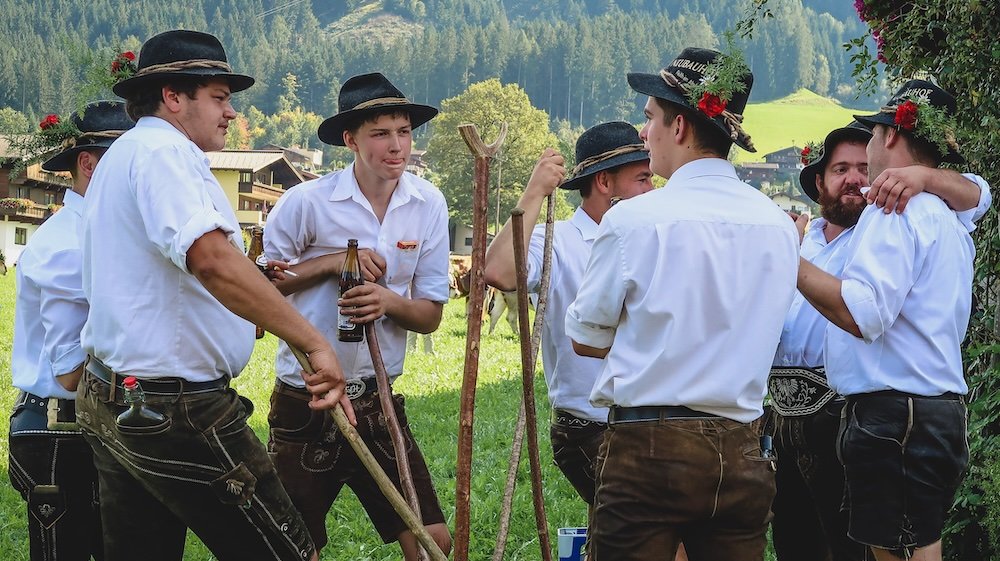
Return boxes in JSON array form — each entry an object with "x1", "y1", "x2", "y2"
[
  {"x1": 42, "y1": 101, "x2": 135, "y2": 172},
  {"x1": 626, "y1": 35, "x2": 755, "y2": 152},
  {"x1": 797, "y1": 121, "x2": 872, "y2": 203},
  {"x1": 112, "y1": 30, "x2": 254, "y2": 98},
  {"x1": 853, "y1": 79, "x2": 963, "y2": 164}
]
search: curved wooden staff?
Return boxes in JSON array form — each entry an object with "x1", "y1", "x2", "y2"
[
  {"x1": 287, "y1": 345, "x2": 447, "y2": 561},
  {"x1": 511, "y1": 207, "x2": 553, "y2": 561},
  {"x1": 492, "y1": 192, "x2": 557, "y2": 561},
  {"x1": 454, "y1": 121, "x2": 508, "y2": 561},
  {"x1": 365, "y1": 322, "x2": 426, "y2": 560}
]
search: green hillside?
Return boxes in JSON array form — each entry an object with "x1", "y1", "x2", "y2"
[{"x1": 736, "y1": 89, "x2": 875, "y2": 163}]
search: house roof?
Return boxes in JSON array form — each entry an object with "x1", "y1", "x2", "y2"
[
  {"x1": 206, "y1": 150, "x2": 287, "y2": 172},
  {"x1": 770, "y1": 190, "x2": 812, "y2": 205}
]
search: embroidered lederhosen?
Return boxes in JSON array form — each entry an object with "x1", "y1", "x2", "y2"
[{"x1": 768, "y1": 367, "x2": 842, "y2": 417}]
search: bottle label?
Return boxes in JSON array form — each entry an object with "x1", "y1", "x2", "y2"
[{"x1": 338, "y1": 308, "x2": 353, "y2": 331}]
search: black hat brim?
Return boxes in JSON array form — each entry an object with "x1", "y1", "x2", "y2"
[
  {"x1": 628, "y1": 71, "x2": 755, "y2": 153},
  {"x1": 560, "y1": 150, "x2": 650, "y2": 191},
  {"x1": 798, "y1": 126, "x2": 872, "y2": 203},
  {"x1": 853, "y1": 112, "x2": 964, "y2": 165},
  {"x1": 317, "y1": 104, "x2": 438, "y2": 146},
  {"x1": 112, "y1": 69, "x2": 255, "y2": 98},
  {"x1": 41, "y1": 137, "x2": 118, "y2": 172}
]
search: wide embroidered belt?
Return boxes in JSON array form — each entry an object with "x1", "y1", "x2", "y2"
[{"x1": 768, "y1": 367, "x2": 840, "y2": 417}]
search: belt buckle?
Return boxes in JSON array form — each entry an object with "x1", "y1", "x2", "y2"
[
  {"x1": 46, "y1": 399, "x2": 80, "y2": 431},
  {"x1": 345, "y1": 378, "x2": 366, "y2": 400}
]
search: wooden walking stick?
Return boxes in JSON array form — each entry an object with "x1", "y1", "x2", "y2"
[
  {"x1": 286, "y1": 345, "x2": 447, "y2": 561},
  {"x1": 365, "y1": 322, "x2": 427, "y2": 561},
  {"x1": 491, "y1": 192, "x2": 557, "y2": 561},
  {"x1": 511, "y1": 208, "x2": 553, "y2": 561},
  {"x1": 454, "y1": 121, "x2": 508, "y2": 561}
]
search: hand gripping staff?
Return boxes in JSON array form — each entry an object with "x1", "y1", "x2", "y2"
[
  {"x1": 492, "y1": 196, "x2": 556, "y2": 561},
  {"x1": 453, "y1": 122, "x2": 508, "y2": 561},
  {"x1": 285, "y1": 345, "x2": 447, "y2": 561}
]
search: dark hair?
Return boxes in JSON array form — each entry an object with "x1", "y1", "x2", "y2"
[
  {"x1": 124, "y1": 77, "x2": 210, "y2": 121},
  {"x1": 654, "y1": 97, "x2": 733, "y2": 158},
  {"x1": 901, "y1": 130, "x2": 943, "y2": 167},
  {"x1": 343, "y1": 109, "x2": 412, "y2": 139}
]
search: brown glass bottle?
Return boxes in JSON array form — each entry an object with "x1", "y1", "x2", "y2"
[
  {"x1": 338, "y1": 239, "x2": 364, "y2": 342},
  {"x1": 115, "y1": 377, "x2": 168, "y2": 432},
  {"x1": 246, "y1": 226, "x2": 267, "y2": 339}
]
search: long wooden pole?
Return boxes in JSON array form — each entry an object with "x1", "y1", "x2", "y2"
[
  {"x1": 286, "y1": 346, "x2": 446, "y2": 561},
  {"x1": 365, "y1": 323, "x2": 426, "y2": 561},
  {"x1": 491, "y1": 192, "x2": 557, "y2": 561},
  {"x1": 454, "y1": 122, "x2": 508, "y2": 561},
  {"x1": 511, "y1": 208, "x2": 553, "y2": 561}
]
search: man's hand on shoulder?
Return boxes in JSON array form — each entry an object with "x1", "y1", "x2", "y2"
[{"x1": 867, "y1": 165, "x2": 929, "y2": 214}]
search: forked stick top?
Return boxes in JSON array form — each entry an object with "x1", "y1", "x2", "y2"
[{"x1": 458, "y1": 122, "x2": 508, "y2": 158}]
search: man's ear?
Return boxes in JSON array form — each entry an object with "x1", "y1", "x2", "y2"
[
  {"x1": 161, "y1": 85, "x2": 183, "y2": 114},
  {"x1": 884, "y1": 126, "x2": 900, "y2": 149},
  {"x1": 593, "y1": 170, "x2": 612, "y2": 196},
  {"x1": 343, "y1": 130, "x2": 359, "y2": 153},
  {"x1": 75, "y1": 150, "x2": 101, "y2": 180}
]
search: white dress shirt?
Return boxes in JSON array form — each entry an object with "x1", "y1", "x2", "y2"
[
  {"x1": 264, "y1": 163, "x2": 450, "y2": 386},
  {"x1": 12, "y1": 190, "x2": 87, "y2": 399},
  {"x1": 826, "y1": 191, "x2": 977, "y2": 397},
  {"x1": 566, "y1": 158, "x2": 800, "y2": 423},
  {"x1": 527, "y1": 207, "x2": 607, "y2": 423},
  {"x1": 775, "y1": 173, "x2": 991, "y2": 369},
  {"x1": 81, "y1": 117, "x2": 254, "y2": 382}
]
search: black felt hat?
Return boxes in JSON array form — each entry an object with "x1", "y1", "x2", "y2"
[
  {"x1": 42, "y1": 101, "x2": 134, "y2": 172},
  {"x1": 853, "y1": 79, "x2": 963, "y2": 164},
  {"x1": 317, "y1": 73, "x2": 438, "y2": 146},
  {"x1": 627, "y1": 47, "x2": 755, "y2": 152},
  {"x1": 561, "y1": 121, "x2": 649, "y2": 191},
  {"x1": 112, "y1": 30, "x2": 255, "y2": 98},
  {"x1": 797, "y1": 121, "x2": 872, "y2": 203}
]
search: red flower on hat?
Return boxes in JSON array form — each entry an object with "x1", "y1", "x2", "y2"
[
  {"x1": 894, "y1": 100, "x2": 918, "y2": 131},
  {"x1": 697, "y1": 92, "x2": 727, "y2": 118},
  {"x1": 800, "y1": 146, "x2": 812, "y2": 164},
  {"x1": 39, "y1": 114, "x2": 59, "y2": 130},
  {"x1": 111, "y1": 51, "x2": 137, "y2": 76}
]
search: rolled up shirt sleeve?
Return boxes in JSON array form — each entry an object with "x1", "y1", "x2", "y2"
[
  {"x1": 34, "y1": 249, "x2": 87, "y2": 376},
  {"x1": 839, "y1": 209, "x2": 919, "y2": 343},
  {"x1": 565, "y1": 222, "x2": 626, "y2": 350},
  {"x1": 411, "y1": 197, "x2": 451, "y2": 303},
  {"x1": 955, "y1": 173, "x2": 992, "y2": 232},
  {"x1": 134, "y1": 145, "x2": 237, "y2": 273}
]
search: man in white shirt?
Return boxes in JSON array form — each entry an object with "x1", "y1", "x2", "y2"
[
  {"x1": 76, "y1": 30, "x2": 351, "y2": 561},
  {"x1": 485, "y1": 122, "x2": 652, "y2": 505},
  {"x1": 770, "y1": 121, "x2": 991, "y2": 561},
  {"x1": 566, "y1": 46, "x2": 800, "y2": 561},
  {"x1": 264, "y1": 72, "x2": 452, "y2": 561},
  {"x1": 797, "y1": 80, "x2": 978, "y2": 561},
  {"x1": 9, "y1": 100, "x2": 132, "y2": 561}
]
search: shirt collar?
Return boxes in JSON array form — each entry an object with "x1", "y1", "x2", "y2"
[
  {"x1": 665, "y1": 158, "x2": 740, "y2": 188},
  {"x1": 570, "y1": 206, "x2": 600, "y2": 241},
  {"x1": 61, "y1": 189, "x2": 84, "y2": 216},
  {"x1": 329, "y1": 162, "x2": 425, "y2": 208},
  {"x1": 135, "y1": 116, "x2": 206, "y2": 160}
]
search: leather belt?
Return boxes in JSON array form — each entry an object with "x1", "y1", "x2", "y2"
[
  {"x1": 86, "y1": 356, "x2": 229, "y2": 397},
  {"x1": 768, "y1": 366, "x2": 841, "y2": 417},
  {"x1": 608, "y1": 405, "x2": 722, "y2": 424},
  {"x1": 552, "y1": 409, "x2": 607, "y2": 429},
  {"x1": 11, "y1": 392, "x2": 80, "y2": 433},
  {"x1": 275, "y1": 376, "x2": 379, "y2": 402}
]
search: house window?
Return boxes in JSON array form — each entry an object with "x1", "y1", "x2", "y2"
[
  {"x1": 15, "y1": 227, "x2": 27, "y2": 245},
  {"x1": 43, "y1": 192, "x2": 56, "y2": 205},
  {"x1": 464, "y1": 237, "x2": 473, "y2": 246},
  {"x1": 16, "y1": 186, "x2": 29, "y2": 198},
  {"x1": 240, "y1": 171, "x2": 252, "y2": 184}
]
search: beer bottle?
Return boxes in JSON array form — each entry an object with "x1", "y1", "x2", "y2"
[
  {"x1": 116, "y1": 376, "x2": 168, "y2": 431},
  {"x1": 246, "y1": 226, "x2": 268, "y2": 339},
  {"x1": 338, "y1": 239, "x2": 364, "y2": 342}
]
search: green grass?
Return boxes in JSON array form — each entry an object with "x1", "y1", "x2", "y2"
[
  {"x1": 735, "y1": 88, "x2": 875, "y2": 163},
  {"x1": 0, "y1": 272, "x2": 586, "y2": 560}
]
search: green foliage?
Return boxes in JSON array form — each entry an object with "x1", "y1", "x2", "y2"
[
  {"x1": 0, "y1": 107, "x2": 30, "y2": 133},
  {"x1": 686, "y1": 31, "x2": 749, "y2": 105},
  {"x1": 426, "y1": 78, "x2": 567, "y2": 228}
]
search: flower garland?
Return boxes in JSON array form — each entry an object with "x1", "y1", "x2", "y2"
[
  {"x1": 684, "y1": 32, "x2": 750, "y2": 120},
  {"x1": 111, "y1": 51, "x2": 137, "y2": 82},
  {"x1": 888, "y1": 94, "x2": 959, "y2": 158},
  {"x1": 800, "y1": 141, "x2": 824, "y2": 166}
]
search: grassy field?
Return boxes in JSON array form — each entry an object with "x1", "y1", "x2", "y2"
[{"x1": 736, "y1": 88, "x2": 874, "y2": 163}]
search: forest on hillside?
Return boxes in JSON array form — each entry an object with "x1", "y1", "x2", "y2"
[{"x1": 0, "y1": 0, "x2": 874, "y2": 134}]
